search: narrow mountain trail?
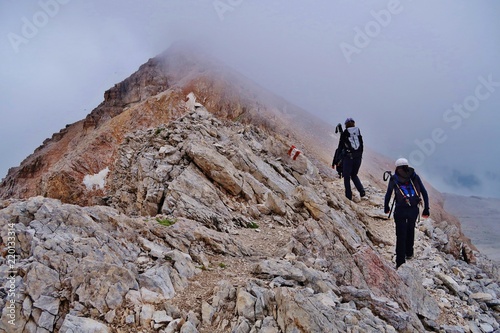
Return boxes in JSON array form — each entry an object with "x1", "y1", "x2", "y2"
[
  {"x1": 171, "y1": 218, "x2": 295, "y2": 331},
  {"x1": 152, "y1": 169, "x2": 496, "y2": 332},
  {"x1": 171, "y1": 177, "x2": 406, "y2": 330},
  {"x1": 326, "y1": 179, "x2": 396, "y2": 251},
  {"x1": 126, "y1": 162, "x2": 496, "y2": 332}
]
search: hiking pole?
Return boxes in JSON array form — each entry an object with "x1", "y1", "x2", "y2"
[{"x1": 388, "y1": 198, "x2": 395, "y2": 219}]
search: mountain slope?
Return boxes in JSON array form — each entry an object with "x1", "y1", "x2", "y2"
[
  {"x1": 1, "y1": 108, "x2": 498, "y2": 332},
  {"x1": 0, "y1": 43, "x2": 472, "y2": 257},
  {"x1": 0, "y1": 43, "x2": 498, "y2": 332}
]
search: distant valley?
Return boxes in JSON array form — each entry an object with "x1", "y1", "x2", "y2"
[{"x1": 444, "y1": 193, "x2": 500, "y2": 262}]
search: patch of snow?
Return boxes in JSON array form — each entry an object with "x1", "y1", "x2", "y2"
[{"x1": 83, "y1": 167, "x2": 109, "y2": 191}]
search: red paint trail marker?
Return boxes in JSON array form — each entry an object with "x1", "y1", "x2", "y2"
[{"x1": 287, "y1": 145, "x2": 301, "y2": 160}]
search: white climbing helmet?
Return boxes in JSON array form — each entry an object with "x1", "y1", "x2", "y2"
[{"x1": 395, "y1": 158, "x2": 409, "y2": 167}]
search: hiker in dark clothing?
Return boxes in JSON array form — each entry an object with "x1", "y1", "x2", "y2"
[
  {"x1": 384, "y1": 158, "x2": 430, "y2": 269},
  {"x1": 336, "y1": 118, "x2": 365, "y2": 200}
]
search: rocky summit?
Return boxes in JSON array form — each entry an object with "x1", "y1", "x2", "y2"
[{"x1": 0, "y1": 44, "x2": 499, "y2": 333}]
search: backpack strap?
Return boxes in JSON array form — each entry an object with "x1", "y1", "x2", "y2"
[{"x1": 409, "y1": 177, "x2": 423, "y2": 207}]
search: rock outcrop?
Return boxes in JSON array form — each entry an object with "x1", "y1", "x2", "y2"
[{"x1": 1, "y1": 108, "x2": 498, "y2": 333}]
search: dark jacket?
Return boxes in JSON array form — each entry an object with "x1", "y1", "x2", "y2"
[
  {"x1": 337, "y1": 127, "x2": 364, "y2": 159},
  {"x1": 384, "y1": 167, "x2": 429, "y2": 211}
]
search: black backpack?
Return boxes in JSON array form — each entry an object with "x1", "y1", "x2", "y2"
[{"x1": 392, "y1": 174, "x2": 422, "y2": 207}]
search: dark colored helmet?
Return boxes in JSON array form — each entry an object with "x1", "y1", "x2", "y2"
[{"x1": 345, "y1": 117, "x2": 355, "y2": 124}]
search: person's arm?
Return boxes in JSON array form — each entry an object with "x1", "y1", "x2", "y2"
[
  {"x1": 384, "y1": 179, "x2": 394, "y2": 213},
  {"x1": 417, "y1": 175, "x2": 430, "y2": 217}
]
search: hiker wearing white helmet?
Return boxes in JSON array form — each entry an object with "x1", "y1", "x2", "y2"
[
  {"x1": 384, "y1": 158, "x2": 430, "y2": 269},
  {"x1": 335, "y1": 118, "x2": 365, "y2": 200}
]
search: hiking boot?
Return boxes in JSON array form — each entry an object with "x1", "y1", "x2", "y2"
[
  {"x1": 360, "y1": 191, "x2": 366, "y2": 198},
  {"x1": 405, "y1": 255, "x2": 413, "y2": 260}
]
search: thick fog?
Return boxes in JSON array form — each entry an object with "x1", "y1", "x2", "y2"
[{"x1": 1, "y1": 0, "x2": 499, "y2": 198}]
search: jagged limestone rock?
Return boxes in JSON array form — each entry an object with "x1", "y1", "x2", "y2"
[
  {"x1": 59, "y1": 315, "x2": 110, "y2": 333},
  {"x1": 186, "y1": 141, "x2": 244, "y2": 196},
  {"x1": 236, "y1": 289, "x2": 257, "y2": 321},
  {"x1": 397, "y1": 266, "x2": 440, "y2": 321},
  {"x1": 0, "y1": 198, "x2": 215, "y2": 332}
]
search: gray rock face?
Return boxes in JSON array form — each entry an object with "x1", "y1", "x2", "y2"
[
  {"x1": 59, "y1": 315, "x2": 110, "y2": 333},
  {"x1": 0, "y1": 194, "x2": 245, "y2": 332},
  {"x1": 1, "y1": 108, "x2": 499, "y2": 333}
]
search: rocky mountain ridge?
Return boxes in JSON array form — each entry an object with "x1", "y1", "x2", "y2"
[
  {"x1": 1, "y1": 106, "x2": 499, "y2": 332},
  {"x1": 0, "y1": 42, "x2": 471, "y2": 253},
  {"x1": 0, "y1": 43, "x2": 498, "y2": 332}
]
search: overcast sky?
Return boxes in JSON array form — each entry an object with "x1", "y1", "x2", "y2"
[{"x1": 1, "y1": 0, "x2": 499, "y2": 198}]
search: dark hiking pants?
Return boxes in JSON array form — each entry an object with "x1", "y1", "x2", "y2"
[
  {"x1": 342, "y1": 155, "x2": 364, "y2": 200},
  {"x1": 394, "y1": 206, "x2": 419, "y2": 268}
]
